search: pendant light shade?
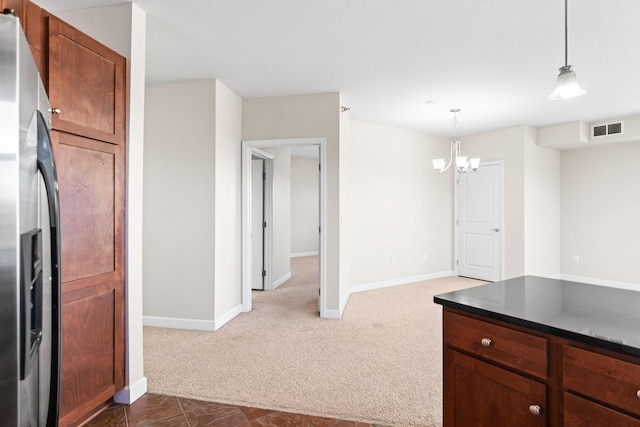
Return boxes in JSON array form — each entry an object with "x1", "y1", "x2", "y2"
[
  {"x1": 549, "y1": 0, "x2": 586, "y2": 100},
  {"x1": 549, "y1": 65, "x2": 586, "y2": 100}
]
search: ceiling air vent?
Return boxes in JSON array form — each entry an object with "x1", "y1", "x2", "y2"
[{"x1": 592, "y1": 121, "x2": 623, "y2": 138}]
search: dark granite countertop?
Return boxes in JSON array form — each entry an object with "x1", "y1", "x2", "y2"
[{"x1": 434, "y1": 275, "x2": 640, "y2": 358}]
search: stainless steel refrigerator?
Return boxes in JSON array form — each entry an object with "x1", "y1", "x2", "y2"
[{"x1": 0, "y1": 11, "x2": 61, "y2": 427}]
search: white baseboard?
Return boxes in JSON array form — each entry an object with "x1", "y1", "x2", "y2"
[
  {"x1": 558, "y1": 274, "x2": 639, "y2": 291},
  {"x1": 214, "y1": 304, "x2": 243, "y2": 330},
  {"x1": 272, "y1": 272, "x2": 292, "y2": 290},
  {"x1": 326, "y1": 270, "x2": 456, "y2": 320},
  {"x1": 143, "y1": 304, "x2": 243, "y2": 332},
  {"x1": 323, "y1": 308, "x2": 343, "y2": 320},
  {"x1": 290, "y1": 251, "x2": 319, "y2": 258},
  {"x1": 114, "y1": 376, "x2": 147, "y2": 404},
  {"x1": 349, "y1": 270, "x2": 455, "y2": 295},
  {"x1": 143, "y1": 316, "x2": 216, "y2": 331}
]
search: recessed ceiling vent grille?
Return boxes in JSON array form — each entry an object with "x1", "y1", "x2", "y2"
[{"x1": 592, "y1": 121, "x2": 624, "y2": 138}]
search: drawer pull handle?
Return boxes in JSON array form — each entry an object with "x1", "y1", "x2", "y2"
[
  {"x1": 480, "y1": 338, "x2": 492, "y2": 347},
  {"x1": 529, "y1": 404, "x2": 542, "y2": 416},
  {"x1": 50, "y1": 108, "x2": 62, "y2": 115}
]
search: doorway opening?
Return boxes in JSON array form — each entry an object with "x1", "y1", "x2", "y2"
[{"x1": 241, "y1": 138, "x2": 327, "y2": 317}]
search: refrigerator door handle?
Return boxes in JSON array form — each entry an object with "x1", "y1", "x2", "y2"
[{"x1": 36, "y1": 110, "x2": 61, "y2": 427}]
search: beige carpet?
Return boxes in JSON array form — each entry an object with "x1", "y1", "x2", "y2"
[{"x1": 143, "y1": 256, "x2": 482, "y2": 427}]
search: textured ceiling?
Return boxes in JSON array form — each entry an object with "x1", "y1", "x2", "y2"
[{"x1": 36, "y1": 0, "x2": 640, "y2": 137}]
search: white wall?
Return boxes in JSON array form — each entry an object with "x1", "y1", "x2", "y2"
[
  {"x1": 242, "y1": 94, "x2": 341, "y2": 311},
  {"x1": 338, "y1": 104, "x2": 351, "y2": 310},
  {"x1": 291, "y1": 157, "x2": 319, "y2": 255},
  {"x1": 213, "y1": 81, "x2": 243, "y2": 319},
  {"x1": 55, "y1": 2, "x2": 147, "y2": 403},
  {"x1": 561, "y1": 141, "x2": 640, "y2": 285},
  {"x1": 144, "y1": 80, "x2": 243, "y2": 328},
  {"x1": 523, "y1": 127, "x2": 561, "y2": 277},
  {"x1": 143, "y1": 81, "x2": 217, "y2": 321},
  {"x1": 344, "y1": 120, "x2": 453, "y2": 288}
]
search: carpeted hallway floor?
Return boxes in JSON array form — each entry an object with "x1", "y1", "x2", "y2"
[{"x1": 143, "y1": 256, "x2": 482, "y2": 427}]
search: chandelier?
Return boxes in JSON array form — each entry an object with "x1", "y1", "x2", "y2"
[
  {"x1": 548, "y1": 0, "x2": 586, "y2": 100},
  {"x1": 432, "y1": 108, "x2": 480, "y2": 174}
]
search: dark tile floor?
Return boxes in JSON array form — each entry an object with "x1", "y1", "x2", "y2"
[{"x1": 84, "y1": 393, "x2": 387, "y2": 427}]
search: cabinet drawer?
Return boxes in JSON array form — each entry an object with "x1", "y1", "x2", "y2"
[
  {"x1": 563, "y1": 345, "x2": 640, "y2": 417},
  {"x1": 444, "y1": 311, "x2": 547, "y2": 379},
  {"x1": 564, "y1": 392, "x2": 640, "y2": 426}
]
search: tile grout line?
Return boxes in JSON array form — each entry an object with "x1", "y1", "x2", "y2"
[
  {"x1": 123, "y1": 405, "x2": 129, "y2": 427},
  {"x1": 177, "y1": 397, "x2": 192, "y2": 427}
]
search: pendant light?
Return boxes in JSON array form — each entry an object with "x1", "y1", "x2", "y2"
[{"x1": 549, "y1": 0, "x2": 586, "y2": 100}]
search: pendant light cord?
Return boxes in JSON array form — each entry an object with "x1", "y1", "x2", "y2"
[{"x1": 564, "y1": 0, "x2": 568, "y2": 66}]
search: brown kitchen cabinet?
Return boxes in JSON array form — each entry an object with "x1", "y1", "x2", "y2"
[
  {"x1": 443, "y1": 309, "x2": 550, "y2": 426},
  {"x1": 435, "y1": 276, "x2": 640, "y2": 427},
  {"x1": 47, "y1": 19, "x2": 127, "y2": 427},
  {"x1": 441, "y1": 306, "x2": 640, "y2": 426},
  {"x1": 12, "y1": 2, "x2": 128, "y2": 425}
]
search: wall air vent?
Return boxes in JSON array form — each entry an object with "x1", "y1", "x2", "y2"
[{"x1": 591, "y1": 121, "x2": 624, "y2": 138}]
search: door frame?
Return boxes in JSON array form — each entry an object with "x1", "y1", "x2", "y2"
[
  {"x1": 454, "y1": 160, "x2": 505, "y2": 281},
  {"x1": 241, "y1": 137, "x2": 327, "y2": 317},
  {"x1": 250, "y1": 149, "x2": 274, "y2": 291}
]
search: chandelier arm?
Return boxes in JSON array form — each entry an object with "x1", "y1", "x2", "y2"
[{"x1": 439, "y1": 139, "x2": 456, "y2": 173}]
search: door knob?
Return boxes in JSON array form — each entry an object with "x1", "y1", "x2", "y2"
[
  {"x1": 50, "y1": 108, "x2": 61, "y2": 114},
  {"x1": 529, "y1": 405, "x2": 541, "y2": 416},
  {"x1": 491, "y1": 227, "x2": 500, "y2": 232}
]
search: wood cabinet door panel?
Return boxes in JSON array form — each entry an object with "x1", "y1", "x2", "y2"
[
  {"x1": 59, "y1": 282, "x2": 125, "y2": 425},
  {"x1": 54, "y1": 131, "x2": 119, "y2": 283},
  {"x1": 564, "y1": 392, "x2": 640, "y2": 426},
  {"x1": 48, "y1": 15, "x2": 125, "y2": 145},
  {"x1": 445, "y1": 350, "x2": 547, "y2": 426}
]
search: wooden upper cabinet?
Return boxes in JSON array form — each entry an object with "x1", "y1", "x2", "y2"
[{"x1": 48, "y1": 15, "x2": 125, "y2": 145}]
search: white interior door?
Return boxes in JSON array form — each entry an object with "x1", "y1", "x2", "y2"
[
  {"x1": 251, "y1": 158, "x2": 265, "y2": 290},
  {"x1": 457, "y1": 162, "x2": 503, "y2": 282}
]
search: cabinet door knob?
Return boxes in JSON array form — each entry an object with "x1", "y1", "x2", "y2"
[
  {"x1": 50, "y1": 108, "x2": 62, "y2": 114},
  {"x1": 480, "y1": 338, "x2": 492, "y2": 347},
  {"x1": 529, "y1": 404, "x2": 541, "y2": 416},
  {"x1": 637, "y1": 390, "x2": 640, "y2": 399}
]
